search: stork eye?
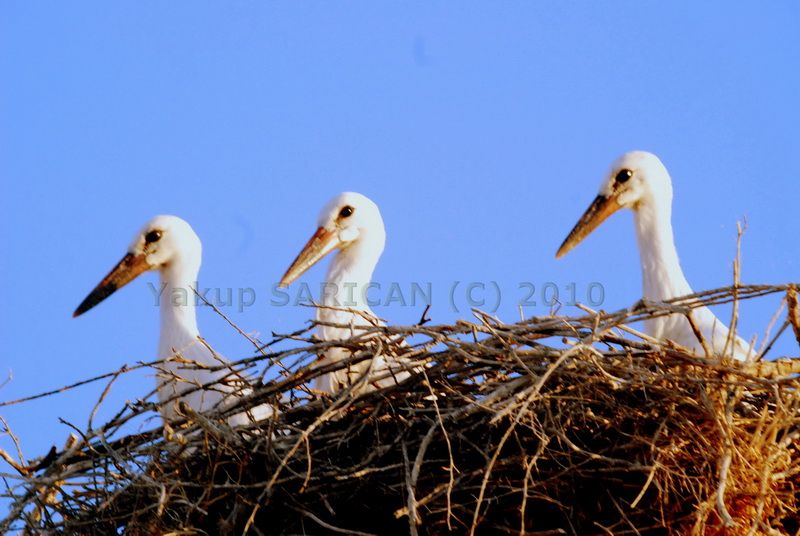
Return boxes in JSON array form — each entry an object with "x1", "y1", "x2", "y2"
[
  {"x1": 145, "y1": 230, "x2": 163, "y2": 243},
  {"x1": 339, "y1": 206, "x2": 354, "y2": 218},
  {"x1": 615, "y1": 169, "x2": 633, "y2": 184}
]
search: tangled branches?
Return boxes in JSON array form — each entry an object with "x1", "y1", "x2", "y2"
[{"x1": 2, "y1": 284, "x2": 800, "y2": 535}]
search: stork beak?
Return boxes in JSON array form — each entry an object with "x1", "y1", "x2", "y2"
[
  {"x1": 556, "y1": 194, "x2": 622, "y2": 258},
  {"x1": 279, "y1": 227, "x2": 339, "y2": 288},
  {"x1": 73, "y1": 253, "x2": 150, "y2": 317}
]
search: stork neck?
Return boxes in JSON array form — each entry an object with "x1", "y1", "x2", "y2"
[
  {"x1": 633, "y1": 198, "x2": 693, "y2": 302},
  {"x1": 323, "y1": 241, "x2": 379, "y2": 310},
  {"x1": 158, "y1": 261, "x2": 200, "y2": 349}
]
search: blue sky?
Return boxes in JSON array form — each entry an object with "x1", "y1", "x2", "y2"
[{"x1": 1, "y1": 2, "x2": 798, "y2": 470}]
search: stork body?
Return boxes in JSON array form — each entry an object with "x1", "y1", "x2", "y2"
[
  {"x1": 75, "y1": 216, "x2": 271, "y2": 424},
  {"x1": 557, "y1": 151, "x2": 752, "y2": 360},
  {"x1": 317, "y1": 222, "x2": 383, "y2": 392},
  {"x1": 280, "y1": 192, "x2": 412, "y2": 393}
]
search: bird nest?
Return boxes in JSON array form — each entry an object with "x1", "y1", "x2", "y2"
[{"x1": 2, "y1": 284, "x2": 800, "y2": 535}]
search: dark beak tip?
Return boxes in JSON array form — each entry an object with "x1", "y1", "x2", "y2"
[{"x1": 555, "y1": 240, "x2": 573, "y2": 259}]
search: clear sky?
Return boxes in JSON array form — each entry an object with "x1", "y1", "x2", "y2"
[{"x1": 1, "y1": 2, "x2": 798, "y2": 471}]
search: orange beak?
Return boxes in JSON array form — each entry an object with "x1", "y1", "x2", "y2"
[
  {"x1": 556, "y1": 194, "x2": 622, "y2": 258},
  {"x1": 73, "y1": 253, "x2": 150, "y2": 317},
  {"x1": 279, "y1": 227, "x2": 339, "y2": 288}
]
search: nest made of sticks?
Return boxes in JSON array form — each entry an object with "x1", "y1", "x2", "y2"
[{"x1": 2, "y1": 284, "x2": 800, "y2": 535}]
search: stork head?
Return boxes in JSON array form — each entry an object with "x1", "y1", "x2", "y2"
[
  {"x1": 73, "y1": 215, "x2": 201, "y2": 317},
  {"x1": 556, "y1": 151, "x2": 673, "y2": 258},
  {"x1": 279, "y1": 192, "x2": 386, "y2": 287}
]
